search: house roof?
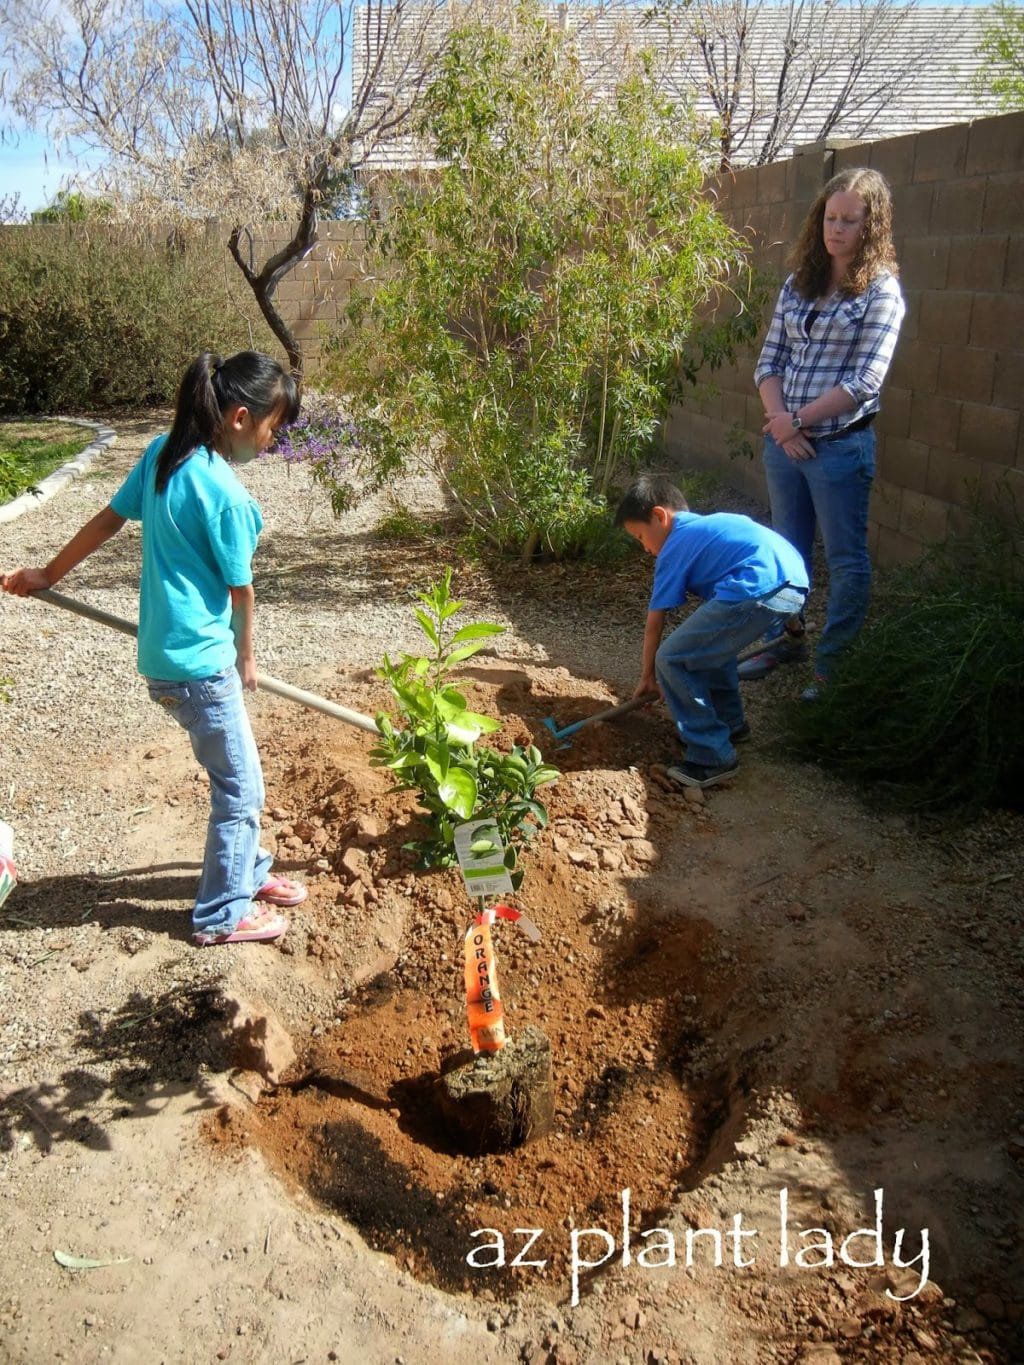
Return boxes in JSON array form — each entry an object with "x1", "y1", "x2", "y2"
[{"x1": 351, "y1": 2, "x2": 1003, "y2": 171}]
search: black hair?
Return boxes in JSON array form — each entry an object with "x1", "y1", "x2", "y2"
[
  {"x1": 155, "y1": 351, "x2": 301, "y2": 493},
  {"x1": 614, "y1": 474, "x2": 689, "y2": 527}
]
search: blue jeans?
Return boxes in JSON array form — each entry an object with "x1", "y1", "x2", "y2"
[
  {"x1": 656, "y1": 589, "x2": 805, "y2": 767},
  {"x1": 762, "y1": 428, "x2": 875, "y2": 678},
  {"x1": 145, "y1": 668, "x2": 272, "y2": 935}
]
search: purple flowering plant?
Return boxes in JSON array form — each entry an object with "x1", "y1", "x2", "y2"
[{"x1": 271, "y1": 392, "x2": 361, "y2": 515}]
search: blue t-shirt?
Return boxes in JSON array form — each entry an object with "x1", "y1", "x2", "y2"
[
  {"x1": 110, "y1": 435, "x2": 263, "y2": 681},
  {"x1": 650, "y1": 511, "x2": 808, "y2": 610}
]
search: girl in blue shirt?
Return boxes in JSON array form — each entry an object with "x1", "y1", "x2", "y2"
[{"x1": 2, "y1": 351, "x2": 307, "y2": 946}]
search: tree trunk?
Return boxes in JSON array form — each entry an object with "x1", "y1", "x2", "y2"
[{"x1": 226, "y1": 181, "x2": 324, "y2": 381}]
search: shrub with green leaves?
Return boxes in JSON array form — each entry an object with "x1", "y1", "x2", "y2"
[
  {"x1": 0, "y1": 223, "x2": 276, "y2": 414},
  {"x1": 323, "y1": 0, "x2": 754, "y2": 560},
  {"x1": 789, "y1": 510, "x2": 1024, "y2": 811},
  {"x1": 371, "y1": 570, "x2": 559, "y2": 885}
]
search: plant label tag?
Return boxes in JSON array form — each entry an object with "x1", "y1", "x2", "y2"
[{"x1": 453, "y1": 819, "x2": 514, "y2": 898}]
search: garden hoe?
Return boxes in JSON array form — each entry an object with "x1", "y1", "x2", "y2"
[
  {"x1": 30, "y1": 588, "x2": 380, "y2": 735},
  {"x1": 541, "y1": 691, "x2": 659, "y2": 750}
]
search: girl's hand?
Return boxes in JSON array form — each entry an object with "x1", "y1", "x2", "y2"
[
  {"x1": 1, "y1": 566, "x2": 50, "y2": 597},
  {"x1": 237, "y1": 653, "x2": 258, "y2": 692}
]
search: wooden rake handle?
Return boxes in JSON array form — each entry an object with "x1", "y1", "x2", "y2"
[{"x1": 31, "y1": 588, "x2": 380, "y2": 735}]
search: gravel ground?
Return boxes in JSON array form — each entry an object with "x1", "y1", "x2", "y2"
[{"x1": 3, "y1": 415, "x2": 1024, "y2": 1365}]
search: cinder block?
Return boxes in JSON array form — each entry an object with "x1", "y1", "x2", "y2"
[
  {"x1": 875, "y1": 525, "x2": 927, "y2": 568},
  {"x1": 890, "y1": 339, "x2": 941, "y2": 392},
  {"x1": 970, "y1": 293, "x2": 1024, "y2": 349},
  {"x1": 832, "y1": 141, "x2": 870, "y2": 174},
  {"x1": 909, "y1": 392, "x2": 961, "y2": 450},
  {"x1": 982, "y1": 175, "x2": 1024, "y2": 235},
  {"x1": 926, "y1": 448, "x2": 983, "y2": 505},
  {"x1": 965, "y1": 111, "x2": 1024, "y2": 177},
  {"x1": 993, "y1": 349, "x2": 1024, "y2": 408},
  {"x1": 868, "y1": 133, "x2": 916, "y2": 187},
  {"x1": 871, "y1": 476, "x2": 903, "y2": 531},
  {"x1": 913, "y1": 124, "x2": 968, "y2": 183},
  {"x1": 695, "y1": 388, "x2": 724, "y2": 420},
  {"x1": 879, "y1": 385, "x2": 912, "y2": 439},
  {"x1": 900, "y1": 236, "x2": 949, "y2": 291},
  {"x1": 793, "y1": 147, "x2": 831, "y2": 204},
  {"x1": 957, "y1": 402, "x2": 1020, "y2": 466},
  {"x1": 756, "y1": 161, "x2": 788, "y2": 205},
  {"x1": 929, "y1": 179, "x2": 986, "y2": 236},
  {"x1": 978, "y1": 461, "x2": 1024, "y2": 518},
  {"x1": 1002, "y1": 238, "x2": 1024, "y2": 291},
  {"x1": 898, "y1": 488, "x2": 950, "y2": 544},
  {"x1": 919, "y1": 291, "x2": 974, "y2": 346},
  {"x1": 898, "y1": 289, "x2": 921, "y2": 344},
  {"x1": 947, "y1": 234, "x2": 1008, "y2": 292},
  {"x1": 937, "y1": 346, "x2": 995, "y2": 405},
  {"x1": 720, "y1": 390, "x2": 749, "y2": 429},
  {"x1": 746, "y1": 395, "x2": 767, "y2": 435},
  {"x1": 879, "y1": 436, "x2": 930, "y2": 494},
  {"x1": 767, "y1": 199, "x2": 795, "y2": 246},
  {"x1": 723, "y1": 166, "x2": 760, "y2": 209},
  {"x1": 739, "y1": 203, "x2": 771, "y2": 247},
  {"x1": 891, "y1": 182, "x2": 933, "y2": 236}
]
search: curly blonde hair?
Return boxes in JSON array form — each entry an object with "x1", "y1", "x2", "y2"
[{"x1": 789, "y1": 167, "x2": 899, "y2": 300}]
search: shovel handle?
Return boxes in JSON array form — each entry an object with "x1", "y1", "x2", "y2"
[
  {"x1": 31, "y1": 588, "x2": 380, "y2": 735},
  {"x1": 552, "y1": 690, "x2": 658, "y2": 739}
]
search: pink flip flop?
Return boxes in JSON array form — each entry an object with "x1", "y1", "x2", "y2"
[
  {"x1": 255, "y1": 874, "x2": 308, "y2": 908},
  {"x1": 193, "y1": 907, "x2": 289, "y2": 946}
]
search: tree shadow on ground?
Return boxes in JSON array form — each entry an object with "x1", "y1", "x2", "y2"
[{"x1": 0, "y1": 981, "x2": 238, "y2": 1156}]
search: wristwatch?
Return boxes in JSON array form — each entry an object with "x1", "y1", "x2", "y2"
[{"x1": 790, "y1": 412, "x2": 802, "y2": 430}]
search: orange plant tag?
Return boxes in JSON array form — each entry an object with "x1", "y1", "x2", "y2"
[
  {"x1": 464, "y1": 917, "x2": 505, "y2": 1053},
  {"x1": 462, "y1": 904, "x2": 542, "y2": 1054}
]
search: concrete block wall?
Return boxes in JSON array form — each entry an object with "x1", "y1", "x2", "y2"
[
  {"x1": 666, "y1": 112, "x2": 1024, "y2": 566},
  {"x1": 229, "y1": 221, "x2": 364, "y2": 366}
]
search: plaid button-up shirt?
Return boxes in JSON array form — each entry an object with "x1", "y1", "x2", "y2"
[{"x1": 754, "y1": 271, "x2": 905, "y2": 438}]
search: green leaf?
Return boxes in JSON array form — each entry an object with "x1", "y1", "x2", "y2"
[
  {"x1": 438, "y1": 768, "x2": 477, "y2": 819},
  {"x1": 445, "y1": 717, "x2": 484, "y2": 745},
  {"x1": 414, "y1": 609, "x2": 440, "y2": 647},
  {"x1": 450, "y1": 623, "x2": 505, "y2": 643},
  {"x1": 54, "y1": 1250, "x2": 132, "y2": 1271}
]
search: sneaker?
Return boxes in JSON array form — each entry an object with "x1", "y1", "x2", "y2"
[
  {"x1": 729, "y1": 722, "x2": 751, "y2": 744},
  {"x1": 800, "y1": 676, "x2": 826, "y2": 702},
  {"x1": 737, "y1": 635, "x2": 808, "y2": 680},
  {"x1": 193, "y1": 905, "x2": 289, "y2": 947},
  {"x1": 667, "y1": 759, "x2": 740, "y2": 789}
]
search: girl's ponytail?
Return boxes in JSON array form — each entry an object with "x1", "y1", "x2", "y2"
[
  {"x1": 156, "y1": 352, "x2": 226, "y2": 493},
  {"x1": 155, "y1": 351, "x2": 300, "y2": 493}
]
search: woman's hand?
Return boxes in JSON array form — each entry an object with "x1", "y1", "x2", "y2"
[
  {"x1": 764, "y1": 412, "x2": 816, "y2": 461},
  {"x1": 1, "y1": 566, "x2": 50, "y2": 597},
  {"x1": 780, "y1": 433, "x2": 817, "y2": 461}
]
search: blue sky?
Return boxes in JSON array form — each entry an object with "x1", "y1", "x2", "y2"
[{"x1": 0, "y1": 0, "x2": 997, "y2": 217}]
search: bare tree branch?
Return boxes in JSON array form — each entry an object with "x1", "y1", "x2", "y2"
[
  {"x1": 643, "y1": 0, "x2": 955, "y2": 170},
  {"x1": 0, "y1": 0, "x2": 448, "y2": 374}
]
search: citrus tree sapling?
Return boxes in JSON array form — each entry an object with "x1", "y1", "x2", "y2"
[{"x1": 371, "y1": 569, "x2": 559, "y2": 885}]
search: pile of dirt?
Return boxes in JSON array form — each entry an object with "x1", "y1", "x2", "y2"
[{"x1": 200, "y1": 656, "x2": 1023, "y2": 1361}]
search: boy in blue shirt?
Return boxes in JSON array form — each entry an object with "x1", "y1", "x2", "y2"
[{"x1": 615, "y1": 474, "x2": 808, "y2": 789}]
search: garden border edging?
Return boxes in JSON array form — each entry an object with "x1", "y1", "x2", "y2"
[{"x1": 0, "y1": 418, "x2": 117, "y2": 525}]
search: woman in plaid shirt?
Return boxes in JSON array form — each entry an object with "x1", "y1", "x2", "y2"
[{"x1": 739, "y1": 167, "x2": 905, "y2": 699}]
